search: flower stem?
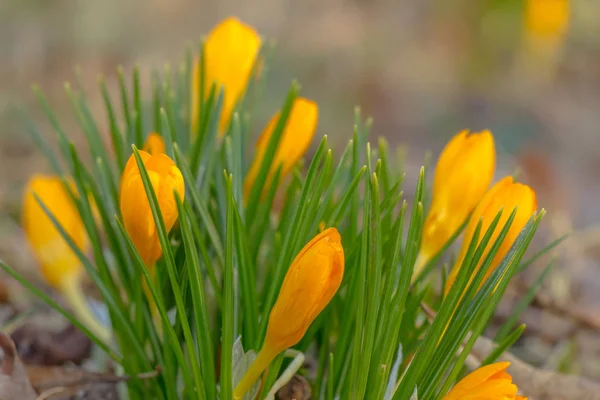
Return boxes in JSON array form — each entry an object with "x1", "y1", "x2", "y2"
[
  {"x1": 411, "y1": 252, "x2": 428, "y2": 283},
  {"x1": 233, "y1": 345, "x2": 278, "y2": 400},
  {"x1": 59, "y1": 273, "x2": 111, "y2": 343}
]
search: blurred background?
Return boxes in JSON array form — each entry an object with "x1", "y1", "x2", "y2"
[{"x1": 1, "y1": 0, "x2": 600, "y2": 383}]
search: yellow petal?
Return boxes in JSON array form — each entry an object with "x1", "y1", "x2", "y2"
[
  {"x1": 243, "y1": 97, "x2": 318, "y2": 199},
  {"x1": 22, "y1": 175, "x2": 88, "y2": 288},
  {"x1": 142, "y1": 133, "x2": 166, "y2": 155},
  {"x1": 419, "y1": 130, "x2": 495, "y2": 262},
  {"x1": 265, "y1": 227, "x2": 344, "y2": 352},
  {"x1": 525, "y1": 0, "x2": 569, "y2": 40},
  {"x1": 119, "y1": 151, "x2": 185, "y2": 265},
  {"x1": 191, "y1": 17, "x2": 262, "y2": 135},
  {"x1": 444, "y1": 176, "x2": 537, "y2": 295},
  {"x1": 233, "y1": 228, "x2": 344, "y2": 399},
  {"x1": 443, "y1": 362, "x2": 522, "y2": 400}
]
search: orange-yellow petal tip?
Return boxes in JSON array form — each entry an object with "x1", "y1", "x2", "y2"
[
  {"x1": 243, "y1": 97, "x2": 318, "y2": 199},
  {"x1": 192, "y1": 17, "x2": 262, "y2": 134},
  {"x1": 264, "y1": 227, "x2": 344, "y2": 352},
  {"x1": 419, "y1": 129, "x2": 496, "y2": 262},
  {"x1": 119, "y1": 152, "x2": 185, "y2": 265},
  {"x1": 444, "y1": 176, "x2": 537, "y2": 294},
  {"x1": 142, "y1": 133, "x2": 166, "y2": 155},
  {"x1": 22, "y1": 175, "x2": 87, "y2": 288},
  {"x1": 443, "y1": 362, "x2": 524, "y2": 400}
]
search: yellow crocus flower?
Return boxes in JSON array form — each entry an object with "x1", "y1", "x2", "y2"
[
  {"x1": 443, "y1": 362, "x2": 527, "y2": 400},
  {"x1": 119, "y1": 151, "x2": 185, "y2": 266},
  {"x1": 525, "y1": 0, "x2": 569, "y2": 46},
  {"x1": 23, "y1": 175, "x2": 110, "y2": 342},
  {"x1": 191, "y1": 17, "x2": 261, "y2": 135},
  {"x1": 414, "y1": 130, "x2": 495, "y2": 279},
  {"x1": 23, "y1": 175, "x2": 87, "y2": 288},
  {"x1": 516, "y1": 0, "x2": 569, "y2": 85},
  {"x1": 444, "y1": 176, "x2": 537, "y2": 295},
  {"x1": 233, "y1": 228, "x2": 344, "y2": 399},
  {"x1": 243, "y1": 97, "x2": 318, "y2": 199},
  {"x1": 142, "y1": 132, "x2": 166, "y2": 155}
]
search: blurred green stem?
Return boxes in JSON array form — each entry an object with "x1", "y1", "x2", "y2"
[{"x1": 60, "y1": 272, "x2": 112, "y2": 343}]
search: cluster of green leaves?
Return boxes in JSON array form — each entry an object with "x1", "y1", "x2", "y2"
[{"x1": 2, "y1": 42, "x2": 558, "y2": 400}]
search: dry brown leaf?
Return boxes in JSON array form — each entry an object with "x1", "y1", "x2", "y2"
[
  {"x1": 12, "y1": 323, "x2": 91, "y2": 366},
  {"x1": 276, "y1": 375, "x2": 311, "y2": 400},
  {"x1": 0, "y1": 332, "x2": 37, "y2": 400}
]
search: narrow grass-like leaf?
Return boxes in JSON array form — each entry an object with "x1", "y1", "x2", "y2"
[
  {"x1": 245, "y1": 82, "x2": 299, "y2": 224},
  {"x1": 354, "y1": 173, "x2": 382, "y2": 397},
  {"x1": 99, "y1": 76, "x2": 126, "y2": 170},
  {"x1": 483, "y1": 324, "x2": 526, "y2": 365},
  {"x1": 173, "y1": 144, "x2": 225, "y2": 267},
  {"x1": 348, "y1": 169, "x2": 370, "y2": 397},
  {"x1": 130, "y1": 146, "x2": 205, "y2": 398},
  {"x1": 258, "y1": 136, "x2": 328, "y2": 339},
  {"x1": 177, "y1": 197, "x2": 217, "y2": 399},
  {"x1": 115, "y1": 219, "x2": 186, "y2": 400},
  {"x1": 221, "y1": 173, "x2": 236, "y2": 399},
  {"x1": 133, "y1": 67, "x2": 144, "y2": 147},
  {"x1": 496, "y1": 258, "x2": 556, "y2": 341},
  {"x1": 412, "y1": 217, "x2": 469, "y2": 286},
  {"x1": 0, "y1": 261, "x2": 120, "y2": 361},
  {"x1": 160, "y1": 108, "x2": 175, "y2": 159},
  {"x1": 32, "y1": 85, "x2": 72, "y2": 167},
  {"x1": 33, "y1": 194, "x2": 149, "y2": 370},
  {"x1": 518, "y1": 234, "x2": 568, "y2": 273},
  {"x1": 18, "y1": 106, "x2": 64, "y2": 175},
  {"x1": 117, "y1": 66, "x2": 133, "y2": 142}
]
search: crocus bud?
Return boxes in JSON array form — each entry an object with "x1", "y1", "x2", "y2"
[
  {"x1": 444, "y1": 177, "x2": 537, "y2": 295},
  {"x1": 243, "y1": 97, "x2": 318, "y2": 198},
  {"x1": 233, "y1": 228, "x2": 344, "y2": 399},
  {"x1": 119, "y1": 151, "x2": 185, "y2": 266},
  {"x1": 23, "y1": 175, "x2": 110, "y2": 342},
  {"x1": 443, "y1": 362, "x2": 526, "y2": 400},
  {"x1": 415, "y1": 130, "x2": 495, "y2": 278},
  {"x1": 525, "y1": 0, "x2": 569, "y2": 47},
  {"x1": 142, "y1": 133, "x2": 166, "y2": 155},
  {"x1": 22, "y1": 175, "x2": 88, "y2": 288},
  {"x1": 191, "y1": 17, "x2": 261, "y2": 135}
]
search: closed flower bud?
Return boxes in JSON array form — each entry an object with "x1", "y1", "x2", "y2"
[
  {"x1": 233, "y1": 228, "x2": 344, "y2": 399},
  {"x1": 119, "y1": 151, "x2": 185, "y2": 266},
  {"x1": 415, "y1": 130, "x2": 495, "y2": 278},
  {"x1": 22, "y1": 175, "x2": 88, "y2": 288},
  {"x1": 191, "y1": 17, "x2": 261, "y2": 135},
  {"x1": 443, "y1": 362, "x2": 527, "y2": 400},
  {"x1": 525, "y1": 0, "x2": 569, "y2": 43},
  {"x1": 23, "y1": 175, "x2": 110, "y2": 341},
  {"x1": 243, "y1": 97, "x2": 318, "y2": 198},
  {"x1": 142, "y1": 133, "x2": 166, "y2": 155},
  {"x1": 444, "y1": 177, "x2": 537, "y2": 295}
]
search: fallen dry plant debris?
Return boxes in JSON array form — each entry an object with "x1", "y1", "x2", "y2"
[{"x1": 0, "y1": 332, "x2": 37, "y2": 400}]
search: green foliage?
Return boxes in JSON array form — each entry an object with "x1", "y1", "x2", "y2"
[{"x1": 1, "y1": 38, "x2": 556, "y2": 400}]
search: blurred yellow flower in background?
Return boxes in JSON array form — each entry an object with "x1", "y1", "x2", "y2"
[
  {"x1": 525, "y1": 0, "x2": 570, "y2": 43},
  {"x1": 443, "y1": 362, "x2": 527, "y2": 400},
  {"x1": 22, "y1": 175, "x2": 87, "y2": 288},
  {"x1": 233, "y1": 228, "x2": 344, "y2": 399},
  {"x1": 142, "y1": 133, "x2": 166, "y2": 155},
  {"x1": 516, "y1": 0, "x2": 570, "y2": 86},
  {"x1": 191, "y1": 17, "x2": 262, "y2": 135},
  {"x1": 414, "y1": 130, "x2": 495, "y2": 280},
  {"x1": 444, "y1": 176, "x2": 537, "y2": 295},
  {"x1": 243, "y1": 97, "x2": 318, "y2": 199},
  {"x1": 120, "y1": 151, "x2": 185, "y2": 266},
  {"x1": 23, "y1": 174, "x2": 110, "y2": 341}
]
